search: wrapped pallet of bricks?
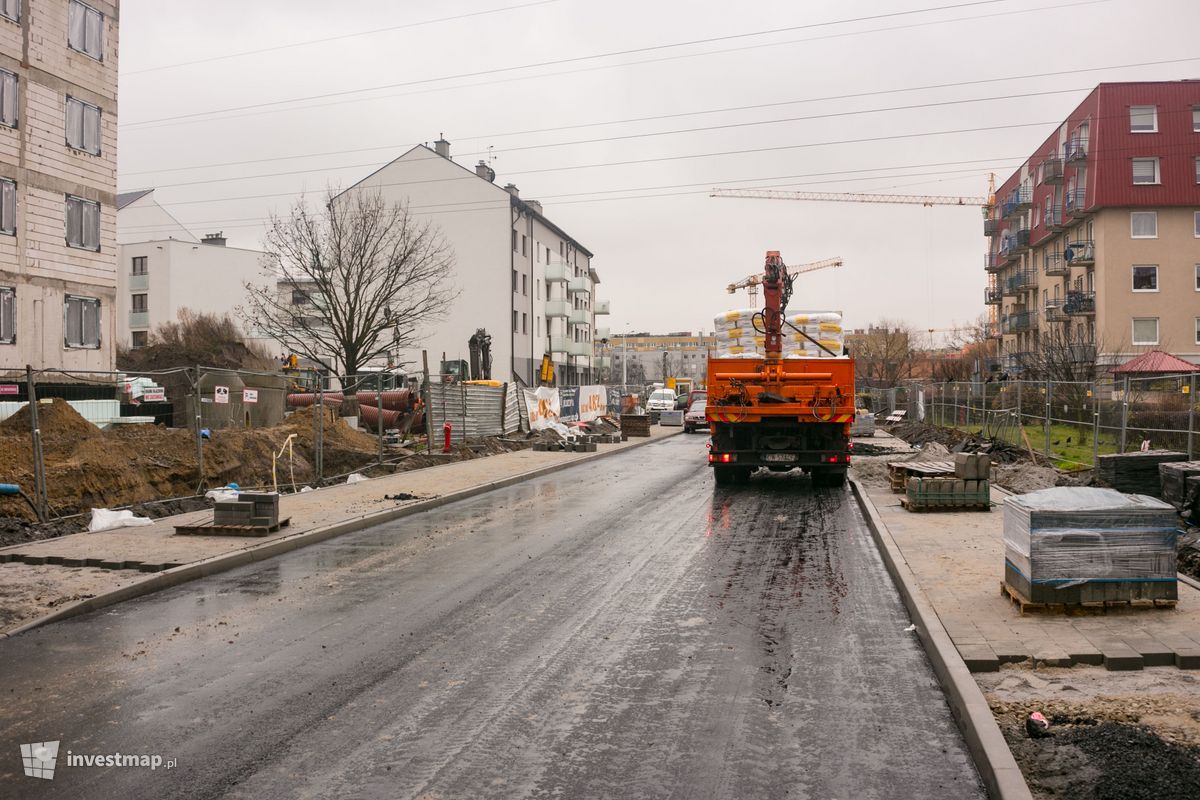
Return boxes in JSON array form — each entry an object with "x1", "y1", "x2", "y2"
[
  {"x1": 1158, "y1": 461, "x2": 1200, "y2": 511},
  {"x1": 1095, "y1": 450, "x2": 1187, "y2": 496},
  {"x1": 1002, "y1": 487, "x2": 1178, "y2": 606}
]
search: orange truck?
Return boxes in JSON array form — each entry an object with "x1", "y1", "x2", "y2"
[{"x1": 706, "y1": 251, "x2": 856, "y2": 486}]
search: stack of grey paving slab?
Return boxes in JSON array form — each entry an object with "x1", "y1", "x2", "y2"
[
  {"x1": 1003, "y1": 487, "x2": 1178, "y2": 605},
  {"x1": 1158, "y1": 460, "x2": 1200, "y2": 511},
  {"x1": 214, "y1": 493, "x2": 279, "y2": 527},
  {"x1": 1095, "y1": 450, "x2": 1187, "y2": 497}
]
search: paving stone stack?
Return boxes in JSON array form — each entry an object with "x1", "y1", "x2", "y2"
[
  {"x1": 620, "y1": 414, "x2": 651, "y2": 437},
  {"x1": 1003, "y1": 487, "x2": 1178, "y2": 606},
  {"x1": 1188, "y1": 475, "x2": 1200, "y2": 525},
  {"x1": 1095, "y1": 450, "x2": 1188, "y2": 497},
  {"x1": 214, "y1": 493, "x2": 279, "y2": 527},
  {"x1": 1158, "y1": 460, "x2": 1200, "y2": 511}
]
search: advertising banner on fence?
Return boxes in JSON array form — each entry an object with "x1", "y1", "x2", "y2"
[
  {"x1": 578, "y1": 385, "x2": 606, "y2": 421},
  {"x1": 522, "y1": 386, "x2": 562, "y2": 431},
  {"x1": 558, "y1": 387, "x2": 579, "y2": 423}
]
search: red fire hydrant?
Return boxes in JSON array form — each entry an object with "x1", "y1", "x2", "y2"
[{"x1": 443, "y1": 421, "x2": 452, "y2": 453}]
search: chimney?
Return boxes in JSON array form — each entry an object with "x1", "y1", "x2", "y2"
[
  {"x1": 526, "y1": 199, "x2": 543, "y2": 216},
  {"x1": 202, "y1": 232, "x2": 227, "y2": 246},
  {"x1": 475, "y1": 160, "x2": 496, "y2": 182},
  {"x1": 503, "y1": 183, "x2": 519, "y2": 198},
  {"x1": 433, "y1": 135, "x2": 450, "y2": 159}
]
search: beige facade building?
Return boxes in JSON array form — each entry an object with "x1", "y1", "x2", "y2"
[
  {"x1": 609, "y1": 333, "x2": 715, "y2": 386},
  {"x1": 0, "y1": 0, "x2": 119, "y2": 372}
]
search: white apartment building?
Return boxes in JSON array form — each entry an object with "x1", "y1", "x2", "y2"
[
  {"x1": 115, "y1": 189, "x2": 270, "y2": 349},
  {"x1": 337, "y1": 139, "x2": 610, "y2": 385},
  {"x1": 0, "y1": 0, "x2": 119, "y2": 372}
]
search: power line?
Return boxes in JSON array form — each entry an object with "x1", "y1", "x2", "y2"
[
  {"x1": 123, "y1": 0, "x2": 562, "y2": 76},
  {"x1": 119, "y1": 0, "x2": 1013, "y2": 128}
]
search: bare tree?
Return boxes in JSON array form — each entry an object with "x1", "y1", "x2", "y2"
[
  {"x1": 240, "y1": 190, "x2": 458, "y2": 376},
  {"x1": 117, "y1": 309, "x2": 275, "y2": 372},
  {"x1": 851, "y1": 320, "x2": 916, "y2": 387}
]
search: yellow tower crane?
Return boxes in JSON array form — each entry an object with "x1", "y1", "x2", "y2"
[{"x1": 726, "y1": 256, "x2": 843, "y2": 308}]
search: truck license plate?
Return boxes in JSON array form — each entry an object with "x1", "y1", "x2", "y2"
[{"x1": 762, "y1": 453, "x2": 796, "y2": 463}]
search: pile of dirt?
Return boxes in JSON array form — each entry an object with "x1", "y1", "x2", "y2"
[{"x1": 0, "y1": 398, "x2": 101, "y2": 439}]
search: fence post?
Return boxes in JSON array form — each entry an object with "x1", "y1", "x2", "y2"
[
  {"x1": 1016, "y1": 380, "x2": 1022, "y2": 439},
  {"x1": 422, "y1": 350, "x2": 434, "y2": 453},
  {"x1": 1044, "y1": 377, "x2": 1052, "y2": 460},
  {"x1": 460, "y1": 379, "x2": 467, "y2": 444},
  {"x1": 24, "y1": 365, "x2": 48, "y2": 522},
  {"x1": 1092, "y1": 381, "x2": 1100, "y2": 467},
  {"x1": 376, "y1": 371, "x2": 384, "y2": 465},
  {"x1": 315, "y1": 376, "x2": 324, "y2": 483},
  {"x1": 193, "y1": 365, "x2": 205, "y2": 493},
  {"x1": 1120, "y1": 375, "x2": 1130, "y2": 453},
  {"x1": 1189, "y1": 373, "x2": 1196, "y2": 460}
]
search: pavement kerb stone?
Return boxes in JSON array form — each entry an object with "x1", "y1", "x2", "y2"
[
  {"x1": 850, "y1": 478, "x2": 1033, "y2": 800},
  {"x1": 0, "y1": 430, "x2": 681, "y2": 640}
]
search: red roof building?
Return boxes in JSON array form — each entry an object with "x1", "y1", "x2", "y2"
[{"x1": 1112, "y1": 350, "x2": 1200, "y2": 375}]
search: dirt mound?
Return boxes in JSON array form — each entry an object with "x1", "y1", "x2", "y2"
[{"x1": 0, "y1": 398, "x2": 100, "y2": 439}]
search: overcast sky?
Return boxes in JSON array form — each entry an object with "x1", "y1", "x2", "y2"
[{"x1": 117, "y1": 0, "x2": 1200, "y2": 340}]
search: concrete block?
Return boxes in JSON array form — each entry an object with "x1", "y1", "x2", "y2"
[
  {"x1": 98, "y1": 560, "x2": 124, "y2": 570},
  {"x1": 1064, "y1": 646, "x2": 1104, "y2": 666},
  {"x1": 957, "y1": 644, "x2": 1000, "y2": 672},
  {"x1": 976, "y1": 454, "x2": 991, "y2": 479},
  {"x1": 1174, "y1": 649, "x2": 1200, "y2": 669},
  {"x1": 954, "y1": 452, "x2": 974, "y2": 479},
  {"x1": 22, "y1": 555, "x2": 46, "y2": 565},
  {"x1": 60, "y1": 557, "x2": 86, "y2": 567},
  {"x1": 1099, "y1": 641, "x2": 1144, "y2": 671},
  {"x1": 1121, "y1": 634, "x2": 1176, "y2": 667},
  {"x1": 989, "y1": 640, "x2": 1029, "y2": 664}
]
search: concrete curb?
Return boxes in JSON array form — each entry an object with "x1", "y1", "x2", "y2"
[
  {"x1": 849, "y1": 478, "x2": 1033, "y2": 800},
  {"x1": 1, "y1": 430, "x2": 681, "y2": 640}
]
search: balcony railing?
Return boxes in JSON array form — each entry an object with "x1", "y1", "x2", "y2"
[
  {"x1": 129, "y1": 310, "x2": 149, "y2": 328},
  {"x1": 1068, "y1": 343, "x2": 1096, "y2": 363},
  {"x1": 1043, "y1": 251, "x2": 1069, "y2": 276},
  {"x1": 1044, "y1": 301, "x2": 1069, "y2": 323},
  {"x1": 986, "y1": 323, "x2": 1002, "y2": 340},
  {"x1": 1002, "y1": 311, "x2": 1037, "y2": 334},
  {"x1": 998, "y1": 239, "x2": 1019, "y2": 265},
  {"x1": 1040, "y1": 157, "x2": 1064, "y2": 184},
  {"x1": 1002, "y1": 185, "x2": 1032, "y2": 219},
  {"x1": 1043, "y1": 206, "x2": 1064, "y2": 229},
  {"x1": 545, "y1": 262, "x2": 568, "y2": 283},
  {"x1": 984, "y1": 286, "x2": 1002, "y2": 305},
  {"x1": 595, "y1": 327, "x2": 610, "y2": 340},
  {"x1": 567, "y1": 275, "x2": 591, "y2": 295},
  {"x1": 1064, "y1": 290, "x2": 1096, "y2": 315},
  {"x1": 593, "y1": 356, "x2": 611, "y2": 368},
  {"x1": 549, "y1": 336, "x2": 569, "y2": 353},
  {"x1": 568, "y1": 308, "x2": 590, "y2": 325},
  {"x1": 594, "y1": 299, "x2": 610, "y2": 315},
  {"x1": 568, "y1": 340, "x2": 592, "y2": 357},
  {"x1": 128, "y1": 273, "x2": 149, "y2": 291},
  {"x1": 1064, "y1": 240, "x2": 1094, "y2": 266},
  {"x1": 1064, "y1": 136, "x2": 1088, "y2": 162},
  {"x1": 545, "y1": 300, "x2": 569, "y2": 318},
  {"x1": 1012, "y1": 227, "x2": 1031, "y2": 252},
  {"x1": 1004, "y1": 270, "x2": 1037, "y2": 295},
  {"x1": 1005, "y1": 351, "x2": 1032, "y2": 374},
  {"x1": 984, "y1": 252, "x2": 1004, "y2": 272},
  {"x1": 983, "y1": 218, "x2": 1000, "y2": 237},
  {"x1": 1064, "y1": 187, "x2": 1088, "y2": 216}
]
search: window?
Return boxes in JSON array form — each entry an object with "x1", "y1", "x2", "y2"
[
  {"x1": 65, "y1": 96, "x2": 101, "y2": 154},
  {"x1": 0, "y1": 0, "x2": 18, "y2": 23},
  {"x1": 1196, "y1": 157, "x2": 1200, "y2": 184},
  {"x1": 521, "y1": 234, "x2": 527, "y2": 256},
  {"x1": 131, "y1": 330, "x2": 148, "y2": 349},
  {"x1": 131, "y1": 256, "x2": 147, "y2": 275},
  {"x1": 1131, "y1": 211, "x2": 1157, "y2": 238},
  {"x1": 1196, "y1": 264, "x2": 1200, "y2": 291},
  {"x1": 1195, "y1": 211, "x2": 1200, "y2": 237},
  {"x1": 1129, "y1": 105, "x2": 1157, "y2": 133},
  {"x1": 1131, "y1": 157, "x2": 1159, "y2": 185},
  {"x1": 64, "y1": 294, "x2": 100, "y2": 348},
  {"x1": 65, "y1": 195, "x2": 99, "y2": 250},
  {"x1": 0, "y1": 178, "x2": 13, "y2": 235},
  {"x1": 0, "y1": 69, "x2": 16, "y2": 128},
  {"x1": 522, "y1": 273, "x2": 527, "y2": 296},
  {"x1": 67, "y1": 1, "x2": 103, "y2": 60},
  {"x1": 290, "y1": 289, "x2": 310, "y2": 305},
  {"x1": 511, "y1": 229, "x2": 517, "y2": 252},
  {"x1": 545, "y1": 247, "x2": 550, "y2": 264},
  {"x1": 1132, "y1": 265, "x2": 1158, "y2": 292},
  {"x1": 1194, "y1": 108, "x2": 1200, "y2": 132},
  {"x1": 511, "y1": 269, "x2": 517, "y2": 292},
  {"x1": 1196, "y1": 318, "x2": 1200, "y2": 347},
  {"x1": 536, "y1": 279, "x2": 541, "y2": 300},
  {"x1": 0, "y1": 286, "x2": 13, "y2": 344},
  {"x1": 1132, "y1": 317, "x2": 1159, "y2": 346},
  {"x1": 131, "y1": 293, "x2": 147, "y2": 313},
  {"x1": 521, "y1": 312, "x2": 527, "y2": 334},
  {"x1": 512, "y1": 310, "x2": 518, "y2": 333}
]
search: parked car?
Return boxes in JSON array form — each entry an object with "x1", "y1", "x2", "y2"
[
  {"x1": 674, "y1": 393, "x2": 690, "y2": 410},
  {"x1": 646, "y1": 389, "x2": 678, "y2": 413},
  {"x1": 684, "y1": 399, "x2": 707, "y2": 433}
]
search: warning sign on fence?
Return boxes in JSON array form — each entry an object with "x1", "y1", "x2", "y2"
[
  {"x1": 242, "y1": 389, "x2": 258, "y2": 404},
  {"x1": 214, "y1": 386, "x2": 230, "y2": 404},
  {"x1": 142, "y1": 389, "x2": 166, "y2": 402}
]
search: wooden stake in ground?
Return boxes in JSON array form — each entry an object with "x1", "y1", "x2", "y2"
[{"x1": 24, "y1": 365, "x2": 49, "y2": 522}]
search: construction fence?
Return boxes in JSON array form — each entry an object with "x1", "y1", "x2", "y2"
[{"x1": 859, "y1": 372, "x2": 1200, "y2": 469}]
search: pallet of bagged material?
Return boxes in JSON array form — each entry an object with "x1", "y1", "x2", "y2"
[
  {"x1": 1095, "y1": 450, "x2": 1187, "y2": 496},
  {"x1": 1159, "y1": 460, "x2": 1200, "y2": 511},
  {"x1": 175, "y1": 518, "x2": 291, "y2": 537}
]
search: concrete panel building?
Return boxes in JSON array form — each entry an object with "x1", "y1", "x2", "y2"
[
  {"x1": 984, "y1": 81, "x2": 1200, "y2": 375},
  {"x1": 337, "y1": 140, "x2": 609, "y2": 385},
  {"x1": 0, "y1": 0, "x2": 119, "y2": 372},
  {"x1": 609, "y1": 333, "x2": 716, "y2": 387}
]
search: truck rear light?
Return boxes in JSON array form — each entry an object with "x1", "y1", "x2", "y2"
[
  {"x1": 823, "y1": 454, "x2": 850, "y2": 464},
  {"x1": 708, "y1": 453, "x2": 736, "y2": 463}
]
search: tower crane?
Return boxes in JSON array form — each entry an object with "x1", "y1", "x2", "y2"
[
  {"x1": 726, "y1": 256, "x2": 843, "y2": 308},
  {"x1": 710, "y1": 187, "x2": 989, "y2": 208}
]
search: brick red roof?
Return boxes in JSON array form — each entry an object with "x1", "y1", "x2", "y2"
[{"x1": 1112, "y1": 350, "x2": 1200, "y2": 374}]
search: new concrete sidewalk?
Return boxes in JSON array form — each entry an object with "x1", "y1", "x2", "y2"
[
  {"x1": 855, "y1": 433, "x2": 1200, "y2": 673},
  {"x1": 0, "y1": 426, "x2": 681, "y2": 634}
]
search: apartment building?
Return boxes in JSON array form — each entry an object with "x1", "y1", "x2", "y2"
[
  {"x1": 0, "y1": 1, "x2": 119, "y2": 372},
  {"x1": 337, "y1": 139, "x2": 609, "y2": 384},
  {"x1": 610, "y1": 333, "x2": 716, "y2": 386},
  {"x1": 984, "y1": 81, "x2": 1200, "y2": 376},
  {"x1": 116, "y1": 189, "x2": 269, "y2": 349}
]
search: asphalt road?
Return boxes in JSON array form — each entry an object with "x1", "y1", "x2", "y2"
[{"x1": 0, "y1": 434, "x2": 983, "y2": 799}]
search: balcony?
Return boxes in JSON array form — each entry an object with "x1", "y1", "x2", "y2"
[
  {"x1": 129, "y1": 310, "x2": 149, "y2": 328},
  {"x1": 1043, "y1": 206, "x2": 1064, "y2": 231},
  {"x1": 568, "y1": 340, "x2": 592, "y2": 357},
  {"x1": 549, "y1": 336, "x2": 569, "y2": 354},
  {"x1": 1003, "y1": 270, "x2": 1037, "y2": 296},
  {"x1": 983, "y1": 218, "x2": 1000, "y2": 237},
  {"x1": 984, "y1": 252, "x2": 1004, "y2": 273},
  {"x1": 594, "y1": 356, "x2": 611, "y2": 368},
  {"x1": 545, "y1": 300, "x2": 569, "y2": 318},
  {"x1": 595, "y1": 327, "x2": 610, "y2": 340},
  {"x1": 1041, "y1": 156, "x2": 1064, "y2": 184},
  {"x1": 1064, "y1": 240, "x2": 1094, "y2": 266},
  {"x1": 1068, "y1": 343, "x2": 1096, "y2": 363},
  {"x1": 1002, "y1": 311, "x2": 1036, "y2": 334},
  {"x1": 1064, "y1": 290, "x2": 1095, "y2": 315},
  {"x1": 1043, "y1": 251, "x2": 1069, "y2": 276},
  {"x1": 986, "y1": 323, "x2": 1002, "y2": 340},
  {"x1": 567, "y1": 275, "x2": 591, "y2": 295},
  {"x1": 1065, "y1": 187, "x2": 1088, "y2": 217},
  {"x1": 984, "y1": 286, "x2": 1002, "y2": 305},
  {"x1": 1064, "y1": 136, "x2": 1087, "y2": 162},
  {"x1": 1001, "y1": 185, "x2": 1032, "y2": 219},
  {"x1": 544, "y1": 262, "x2": 568, "y2": 283},
  {"x1": 1012, "y1": 227, "x2": 1031, "y2": 253},
  {"x1": 1005, "y1": 351, "x2": 1032, "y2": 374},
  {"x1": 568, "y1": 308, "x2": 590, "y2": 325},
  {"x1": 998, "y1": 239, "x2": 1020, "y2": 266},
  {"x1": 1044, "y1": 299, "x2": 1069, "y2": 323},
  {"x1": 128, "y1": 273, "x2": 149, "y2": 291},
  {"x1": 594, "y1": 299, "x2": 610, "y2": 315}
]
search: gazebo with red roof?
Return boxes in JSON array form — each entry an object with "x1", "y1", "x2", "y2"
[{"x1": 1112, "y1": 350, "x2": 1200, "y2": 376}]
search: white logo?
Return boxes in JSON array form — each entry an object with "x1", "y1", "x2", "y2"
[{"x1": 20, "y1": 741, "x2": 59, "y2": 780}]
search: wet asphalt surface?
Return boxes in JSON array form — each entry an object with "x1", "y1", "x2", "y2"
[{"x1": 0, "y1": 434, "x2": 983, "y2": 799}]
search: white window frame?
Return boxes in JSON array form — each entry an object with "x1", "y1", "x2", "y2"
[
  {"x1": 0, "y1": 69, "x2": 16, "y2": 128},
  {"x1": 130, "y1": 293, "x2": 147, "y2": 313},
  {"x1": 1129, "y1": 105, "x2": 1158, "y2": 133},
  {"x1": 1131, "y1": 317, "x2": 1159, "y2": 346},
  {"x1": 1131, "y1": 157, "x2": 1160, "y2": 185},
  {"x1": 0, "y1": 177, "x2": 14, "y2": 235},
  {"x1": 1194, "y1": 107, "x2": 1200, "y2": 133},
  {"x1": 1131, "y1": 211, "x2": 1158, "y2": 239},
  {"x1": 1196, "y1": 264, "x2": 1200, "y2": 292},
  {"x1": 65, "y1": 96, "x2": 101, "y2": 155},
  {"x1": 67, "y1": 1, "x2": 103, "y2": 61},
  {"x1": 1196, "y1": 317, "x2": 1200, "y2": 347},
  {"x1": 0, "y1": 0, "x2": 19, "y2": 24},
  {"x1": 0, "y1": 285, "x2": 13, "y2": 344},
  {"x1": 1131, "y1": 265, "x2": 1158, "y2": 293},
  {"x1": 1195, "y1": 211, "x2": 1200, "y2": 238},
  {"x1": 63, "y1": 294, "x2": 100, "y2": 349},
  {"x1": 65, "y1": 194, "x2": 100, "y2": 251},
  {"x1": 131, "y1": 255, "x2": 147, "y2": 275}
]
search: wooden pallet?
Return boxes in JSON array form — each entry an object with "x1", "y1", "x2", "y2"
[
  {"x1": 887, "y1": 459, "x2": 956, "y2": 493},
  {"x1": 1000, "y1": 580, "x2": 1177, "y2": 615},
  {"x1": 174, "y1": 517, "x2": 291, "y2": 537}
]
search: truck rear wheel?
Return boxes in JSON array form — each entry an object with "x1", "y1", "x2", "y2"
[
  {"x1": 811, "y1": 469, "x2": 846, "y2": 488},
  {"x1": 713, "y1": 465, "x2": 734, "y2": 485}
]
